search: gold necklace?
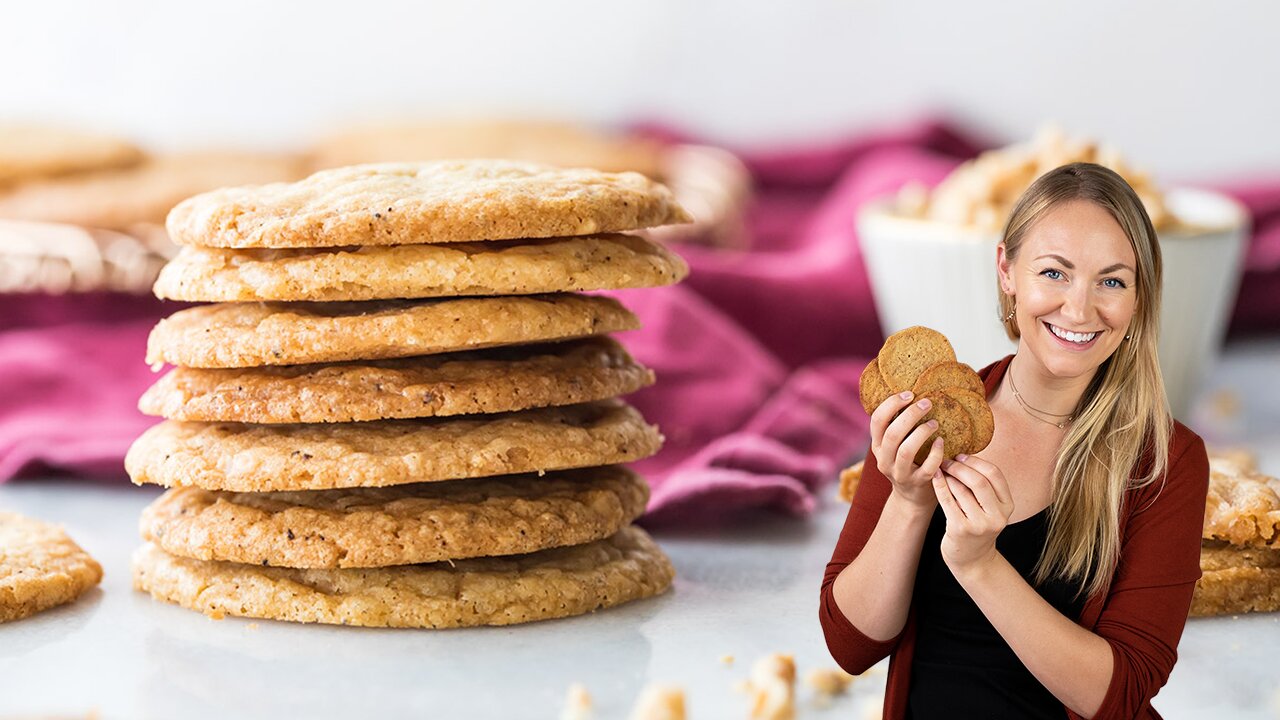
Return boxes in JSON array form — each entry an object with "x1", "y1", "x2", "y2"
[{"x1": 1007, "y1": 362, "x2": 1074, "y2": 429}]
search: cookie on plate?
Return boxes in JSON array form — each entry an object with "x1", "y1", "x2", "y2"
[
  {"x1": 132, "y1": 526, "x2": 674, "y2": 627},
  {"x1": 0, "y1": 512, "x2": 103, "y2": 623}
]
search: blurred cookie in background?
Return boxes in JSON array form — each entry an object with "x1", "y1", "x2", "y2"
[
  {"x1": 0, "y1": 124, "x2": 143, "y2": 187},
  {"x1": 0, "y1": 219, "x2": 170, "y2": 295},
  {"x1": 0, "y1": 151, "x2": 308, "y2": 232},
  {"x1": 311, "y1": 118, "x2": 750, "y2": 248}
]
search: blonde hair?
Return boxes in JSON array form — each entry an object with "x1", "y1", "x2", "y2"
[{"x1": 997, "y1": 162, "x2": 1171, "y2": 599}]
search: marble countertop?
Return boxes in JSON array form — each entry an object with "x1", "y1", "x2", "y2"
[{"x1": 2, "y1": 338, "x2": 1279, "y2": 719}]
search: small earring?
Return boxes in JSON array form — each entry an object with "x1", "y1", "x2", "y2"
[
  {"x1": 1125, "y1": 334, "x2": 1132, "y2": 340},
  {"x1": 1003, "y1": 299, "x2": 1016, "y2": 322}
]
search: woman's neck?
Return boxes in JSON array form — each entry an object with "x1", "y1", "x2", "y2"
[{"x1": 1005, "y1": 351, "x2": 1096, "y2": 419}]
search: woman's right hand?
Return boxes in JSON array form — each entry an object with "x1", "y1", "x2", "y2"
[{"x1": 870, "y1": 391, "x2": 945, "y2": 510}]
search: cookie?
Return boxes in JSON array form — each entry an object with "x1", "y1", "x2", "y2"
[
  {"x1": 878, "y1": 326, "x2": 957, "y2": 393},
  {"x1": 166, "y1": 160, "x2": 691, "y2": 249},
  {"x1": 0, "y1": 511, "x2": 103, "y2": 623},
  {"x1": 145, "y1": 294, "x2": 637, "y2": 369},
  {"x1": 1203, "y1": 463, "x2": 1280, "y2": 549},
  {"x1": 125, "y1": 400, "x2": 662, "y2": 492},
  {"x1": 858, "y1": 358, "x2": 894, "y2": 415},
  {"x1": 0, "y1": 152, "x2": 306, "y2": 229},
  {"x1": 947, "y1": 387, "x2": 995, "y2": 455},
  {"x1": 140, "y1": 337, "x2": 653, "y2": 423},
  {"x1": 1190, "y1": 541, "x2": 1280, "y2": 617},
  {"x1": 152, "y1": 233, "x2": 689, "y2": 302},
  {"x1": 0, "y1": 125, "x2": 143, "y2": 187},
  {"x1": 836, "y1": 460, "x2": 865, "y2": 503},
  {"x1": 132, "y1": 526, "x2": 674, "y2": 627},
  {"x1": 139, "y1": 465, "x2": 649, "y2": 568},
  {"x1": 911, "y1": 361, "x2": 984, "y2": 398},
  {"x1": 913, "y1": 391, "x2": 974, "y2": 466}
]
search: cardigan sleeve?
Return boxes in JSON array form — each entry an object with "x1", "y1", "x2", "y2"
[
  {"x1": 819, "y1": 446, "x2": 905, "y2": 674},
  {"x1": 1085, "y1": 429, "x2": 1210, "y2": 720}
]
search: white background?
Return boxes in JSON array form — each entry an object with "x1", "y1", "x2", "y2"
[{"x1": 1, "y1": 0, "x2": 1276, "y2": 181}]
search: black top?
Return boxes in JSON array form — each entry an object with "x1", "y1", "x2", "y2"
[{"x1": 906, "y1": 505, "x2": 1088, "y2": 719}]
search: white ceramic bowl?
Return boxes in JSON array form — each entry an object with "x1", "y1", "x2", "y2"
[{"x1": 856, "y1": 188, "x2": 1250, "y2": 419}]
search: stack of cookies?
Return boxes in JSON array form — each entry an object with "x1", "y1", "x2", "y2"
[
  {"x1": 858, "y1": 326, "x2": 995, "y2": 463},
  {"x1": 125, "y1": 160, "x2": 691, "y2": 628},
  {"x1": 1192, "y1": 450, "x2": 1280, "y2": 616}
]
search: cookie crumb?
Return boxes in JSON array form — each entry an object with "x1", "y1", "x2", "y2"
[
  {"x1": 742, "y1": 653, "x2": 796, "y2": 720},
  {"x1": 628, "y1": 684, "x2": 685, "y2": 720},
  {"x1": 806, "y1": 666, "x2": 855, "y2": 700},
  {"x1": 561, "y1": 683, "x2": 592, "y2": 720}
]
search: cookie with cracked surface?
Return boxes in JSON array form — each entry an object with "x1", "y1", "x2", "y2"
[
  {"x1": 132, "y1": 525, "x2": 674, "y2": 627},
  {"x1": 139, "y1": 465, "x2": 649, "y2": 568},
  {"x1": 0, "y1": 511, "x2": 103, "y2": 623},
  {"x1": 165, "y1": 160, "x2": 689, "y2": 249},
  {"x1": 145, "y1": 294, "x2": 637, "y2": 369},
  {"x1": 125, "y1": 400, "x2": 662, "y2": 492},
  {"x1": 152, "y1": 233, "x2": 688, "y2": 302},
  {"x1": 858, "y1": 358, "x2": 894, "y2": 416},
  {"x1": 140, "y1": 337, "x2": 653, "y2": 423},
  {"x1": 911, "y1": 391, "x2": 974, "y2": 467},
  {"x1": 878, "y1": 326, "x2": 957, "y2": 393}
]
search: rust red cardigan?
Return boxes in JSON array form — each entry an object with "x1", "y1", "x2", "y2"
[{"x1": 819, "y1": 354, "x2": 1210, "y2": 720}]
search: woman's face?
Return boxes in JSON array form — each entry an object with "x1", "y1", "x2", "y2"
[{"x1": 999, "y1": 199, "x2": 1139, "y2": 380}]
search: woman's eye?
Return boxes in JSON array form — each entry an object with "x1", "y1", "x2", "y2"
[
  {"x1": 1103, "y1": 278, "x2": 1127, "y2": 289},
  {"x1": 1041, "y1": 269, "x2": 1063, "y2": 280}
]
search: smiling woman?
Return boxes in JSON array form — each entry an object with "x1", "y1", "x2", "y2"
[{"x1": 821, "y1": 163, "x2": 1211, "y2": 720}]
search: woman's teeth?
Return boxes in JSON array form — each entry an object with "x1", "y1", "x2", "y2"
[{"x1": 1048, "y1": 324, "x2": 1099, "y2": 344}]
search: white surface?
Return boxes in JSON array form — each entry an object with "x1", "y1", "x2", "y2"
[
  {"x1": 2, "y1": 338, "x2": 1280, "y2": 719},
  {"x1": 858, "y1": 188, "x2": 1250, "y2": 419},
  {"x1": 0, "y1": 1, "x2": 1277, "y2": 179}
]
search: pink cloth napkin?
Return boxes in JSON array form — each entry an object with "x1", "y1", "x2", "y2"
[{"x1": 3, "y1": 118, "x2": 1279, "y2": 528}]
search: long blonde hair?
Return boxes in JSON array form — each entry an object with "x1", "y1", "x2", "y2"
[{"x1": 997, "y1": 162, "x2": 1171, "y2": 599}]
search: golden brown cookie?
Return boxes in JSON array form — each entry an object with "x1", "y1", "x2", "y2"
[
  {"x1": 946, "y1": 387, "x2": 995, "y2": 455},
  {"x1": 913, "y1": 391, "x2": 974, "y2": 466},
  {"x1": 0, "y1": 512, "x2": 103, "y2": 623},
  {"x1": 1203, "y1": 463, "x2": 1280, "y2": 549},
  {"x1": 911, "y1": 361, "x2": 985, "y2": 398},
  {"x1": 152, "y1": 233, "x2": 688, "y2": 302},
  {"x1": 836, "y1": 460, "x2": 865, "y2": 503},
  {"x1": 0, "y1": 125, "x2": 143, "y2": 187},
  {"x1": 139, "y1": 465, "x2": 649, "y2": 568},
  {"x1": 132, "y1": 526, "x2": 674, "y2": 627},
  {"x1": 145, "y1": 294, "x2": 637, "y2": 369},
  {"x1": 0, "y1": 152, "x2": 306, "y2": 229},
  {"x1": 125, "y1": 400, "x2": 662, "y2": 492},
  {"x1": 878, "y1": 326, "x2": 957, "y2": 393},
  {"x1": 858, "y1": 358, "x2": 894, "y2": 416},
  {"x1": 166, "y1": 160, "x2": 690, "y2": 248},
  {"x1": 140, "y1": 337, "x2": 653, "y2": 423},
  {"x1": 1190, "y1": 541, "x2": 1280, "y2": 617}
]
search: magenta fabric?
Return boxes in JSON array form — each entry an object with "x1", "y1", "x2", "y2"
[{"x1": 2, "y1": 118, "x2": 1278, "y2": 528}]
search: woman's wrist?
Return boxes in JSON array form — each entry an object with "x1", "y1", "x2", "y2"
[
  {"x1": 884, "y1": 490, "x2": 936, "y2": 525},
  {"x1": 946, "y1": 549, "x2": 1005, "y2": 586}
]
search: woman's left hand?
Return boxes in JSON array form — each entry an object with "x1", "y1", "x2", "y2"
[{"x1": 933, "y1": 454, "x2": 1017, "y2": 574}]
